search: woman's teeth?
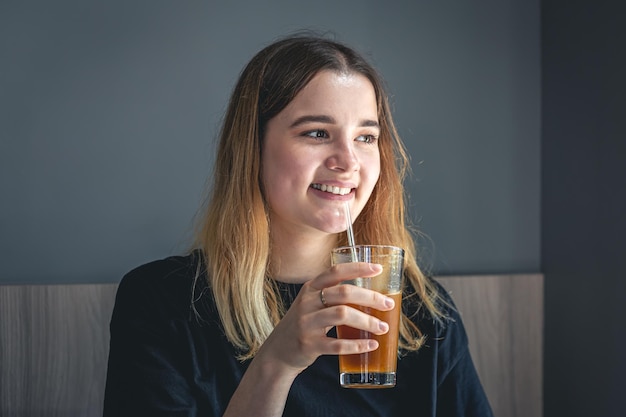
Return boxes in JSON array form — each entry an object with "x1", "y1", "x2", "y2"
[{"x1": 312, "y1": 184, "x2": 351, "y2": 195}]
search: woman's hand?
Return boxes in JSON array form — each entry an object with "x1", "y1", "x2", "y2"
[{"x1": 255, "y1": 261, "x2": 396, "y2": 375}]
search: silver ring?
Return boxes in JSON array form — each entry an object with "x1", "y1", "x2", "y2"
[{"x1": 320, "y1": 288, "x2": 329, "y2": 308}]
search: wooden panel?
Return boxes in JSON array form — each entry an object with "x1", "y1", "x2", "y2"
[
  {"x1": 0, "y1": 275, "x2": 542, "y2": 416},
  {"x1": 0, "y1": 284, "x2": 118, "y2": 417},
  {"x1": 437, "y1": 274, "x2": 544, "y2": 417}
]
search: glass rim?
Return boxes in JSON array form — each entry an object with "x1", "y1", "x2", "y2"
[{"x1": 332, "y1": 245, "x2": 404, "y2": 253}]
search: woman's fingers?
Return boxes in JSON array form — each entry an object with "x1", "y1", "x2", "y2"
[
  {"x1": 318, "y1": 283, "x2": 395, "y2": 311},
  {"x1": 295, "y1": 306, "x2": 385, "y2": 357},
  {"x1": 317, "y1": 304, "x2": 390, "y2": 335},
  {"x1": 323, "y1": 338, "x2": 380, "y2": 356},
  {"x1": 305, "y1": 261, "x2": 393, "y2": 313},
  {"x1": 312, "y1": 262, "x2": 383, "y2": 289}
]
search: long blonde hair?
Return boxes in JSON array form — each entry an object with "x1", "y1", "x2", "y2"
[{"x1": 194, "y1": 33, "x2": 444, "y2": 360}]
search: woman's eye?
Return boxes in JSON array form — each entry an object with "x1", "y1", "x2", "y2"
[
  {"x1": 356, "y1": 134, "x2": 378, "y2": 144},
  {"x1": 303, "y1": 130, "x2": 329, "y2": 139}
]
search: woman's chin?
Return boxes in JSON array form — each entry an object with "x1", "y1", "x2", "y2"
[{"x1": 315, "y1": 222, "x2": 349, "y2": 236}]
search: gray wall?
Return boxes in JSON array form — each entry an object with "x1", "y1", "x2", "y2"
[
  {"x1": 1, "y1": 0, "x2": 541, "y2": 284},
  {"x1": 542, "y1": 1, "x2": 626, "y2": 416}
]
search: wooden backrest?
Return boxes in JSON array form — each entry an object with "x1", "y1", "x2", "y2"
[
  {"x1": 0, "y1": 274, "x2": 543, "y2": 417},
  {"x1": 0, "y1": 284, "x2": 118, "y2": 417}
]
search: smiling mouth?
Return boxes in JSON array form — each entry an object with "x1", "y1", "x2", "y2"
[{"x1": 311, "y1": 183, "x2": 352, "y2": 195}]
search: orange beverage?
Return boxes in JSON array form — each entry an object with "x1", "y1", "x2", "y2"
[
  {"x1": 331, "y1": 245, "x2": 404, "y2": 388},
  {"x1": 337, "y1": 291, "x2": 402, "y2": 376}
]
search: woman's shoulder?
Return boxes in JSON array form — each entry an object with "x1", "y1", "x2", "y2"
[
  {"x1": 113, "y1": 250, "x2": 206, "y2": 321},
  {"x1": 125, "y1": 249, "x2": 201, "y2": 278},
  {"x1": 428, "y1": 276, "x2": 461, "y2": 317},
  {"x1": 404, "y1": 275, "x2": 461, "y2": 320},
  {"x1": 405, "y1": 275, "x2": 469, "y2": 350},
  {"x1": 424, "y1": 277, "x2": 471, "y2": 360}
]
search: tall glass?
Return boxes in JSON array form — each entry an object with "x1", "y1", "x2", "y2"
[{"x1": 331, "y1": 245, "x2": 404, "y2": 388}]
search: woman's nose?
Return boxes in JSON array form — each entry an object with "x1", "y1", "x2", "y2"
[{"x1": 325, "y1": 140, "x2": 359, "y2": 172}]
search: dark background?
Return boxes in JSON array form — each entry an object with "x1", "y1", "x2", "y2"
[
  {"x1": 542, "y1": 1, "x2": 626, "y2": 416},
  {"x1": 1, "y1": 1, "x2": 624, "y2": 416}
]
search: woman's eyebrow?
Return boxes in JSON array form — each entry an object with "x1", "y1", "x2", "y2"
[
  {"x1": 360, "y1": 119, "x2": 380, "y2": 129},
  {"x1": 289, "y1": 115, "x2": 335, "y2": 128},
  {"x1": 289, "y1": 115, "x2": 380, "y2": 129}
]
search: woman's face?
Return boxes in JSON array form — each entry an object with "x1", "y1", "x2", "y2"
[{"x1": 261, "y1": 70, "x2": 381, "y2": 239}]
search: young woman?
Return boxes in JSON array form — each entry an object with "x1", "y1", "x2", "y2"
[{"x1": 104, "y1": 33, "x2": 494, "y2": 417}]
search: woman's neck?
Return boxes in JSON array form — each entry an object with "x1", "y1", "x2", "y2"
[{"x1": 269, "y1": 231, "x2": 338, "y2": 284}]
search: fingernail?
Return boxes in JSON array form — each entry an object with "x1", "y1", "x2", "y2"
[
  {"x1": 384, "y1": 297, "x2": 394, "y2": 309},
  {"x1": 368, "y1": 340, "x2": 379, "y2": 350},
  {"x1": 379, "y1": 321, "x2": 389, "y2": 333},
  {"x1": 371, "y1": 263, "x2": 382, "y2": 273}
]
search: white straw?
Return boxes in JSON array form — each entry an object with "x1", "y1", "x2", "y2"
[
  {"x1": 344, "y1": 201, "x2": 356, "y2": 247},
  {"x1": 344, "y1": 202, "x2": 358, "y2": 263}
]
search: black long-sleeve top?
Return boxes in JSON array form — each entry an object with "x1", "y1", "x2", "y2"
[{"x1": 103, "y1": 252, "x2": 494, "y2": 416}]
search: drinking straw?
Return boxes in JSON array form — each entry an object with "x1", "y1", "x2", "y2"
[
  {"x1": 344, "y1": 202, "x2": 358, "y2": 263},
  {"x1": 344, "y1": 201, "x2": 356, "y2": 248}
]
